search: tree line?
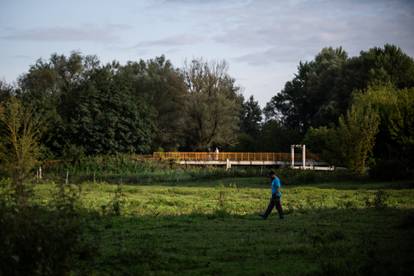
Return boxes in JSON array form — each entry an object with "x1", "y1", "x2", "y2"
[{"x1": 1, "y1": 44, "x2": 413, "y2": 176}]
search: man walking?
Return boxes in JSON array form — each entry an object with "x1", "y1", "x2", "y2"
[{"x1": 260, "y1": 171, "x2": 284, "y2": 219}]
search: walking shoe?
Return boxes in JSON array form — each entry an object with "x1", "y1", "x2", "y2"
[{"x1": 259, "y1": 214, "x2": 267, "y2": 220}]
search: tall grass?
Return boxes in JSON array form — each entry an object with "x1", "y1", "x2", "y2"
[{"x1": 42, "y1": 154, "x2": 362, "y2": 185}]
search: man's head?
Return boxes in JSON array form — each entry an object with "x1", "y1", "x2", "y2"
[{"x1": 269, "y1": 170, "x2": 276, "y2": 179}]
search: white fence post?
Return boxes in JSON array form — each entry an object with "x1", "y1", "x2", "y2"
[
  {"x1": 226, "y1": 158, "x2": 231, "y2": 170},
  {"x1": 302, "y1": 144, "x2": 306, "y2": 169}
]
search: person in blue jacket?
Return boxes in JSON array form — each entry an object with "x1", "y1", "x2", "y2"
[{"x1": 260, "y1": 171, "x2": 284, "y2": 219}]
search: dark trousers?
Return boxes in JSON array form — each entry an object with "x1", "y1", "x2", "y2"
[{"x1": 263, "y1": 194, "x2": 284, "y2": 219}]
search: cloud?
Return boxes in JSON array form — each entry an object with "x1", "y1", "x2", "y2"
[
  {"x1": 212, "y1": 0, "x2": 414, "y2": 65},
  {"x1": 13, "y1": 54, "x2": 31, "y2": 59},
  {"x1": 1, "y1": 24, "x2": 132, "y2": 43},
  {"x1": 233, "y1": 47, "x2": 313, "y2": 66},
  {"x1": 133, "y1": 34, "x2": 204, "y2": 48}
]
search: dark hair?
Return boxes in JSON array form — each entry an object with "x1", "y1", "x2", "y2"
[{"x1": 269, "y1": 171, "x2": 275, "y2": 176}]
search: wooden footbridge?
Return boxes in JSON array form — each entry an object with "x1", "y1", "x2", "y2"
[{"x1": 153, "y1": 145, "x2": 333, "y2": 170}]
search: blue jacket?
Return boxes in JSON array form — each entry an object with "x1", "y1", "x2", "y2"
[{"x1": 271, "y1": 177, "x2": 282, "y2": 197}]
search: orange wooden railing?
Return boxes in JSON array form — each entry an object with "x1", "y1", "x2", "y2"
[{"x1": 153, "y1": 152, "x2": 320, "y2": 162}]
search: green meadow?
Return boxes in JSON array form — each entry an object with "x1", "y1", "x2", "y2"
[{"x1": 29, "y1": 178, "x2": 414, "y2": 275}]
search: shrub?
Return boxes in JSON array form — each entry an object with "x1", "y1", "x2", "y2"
[
  {"x1": 373, "y1": 190, "x2": 389, "y2": 209},
  {"x1": 101, "y1": 183, "x2": 126, "y2": 216},
  {"x1": 364, "y1": 190, "x2": 389, "y2": 209},
  {"x1": 0, "y1": 182, "x2": 93, "y2": 276},
  {"x1": 0, "y1": 97, "x2": 42, "y2": 206},
  {"x1": 369, "y1": 159, "x2": 412, "y2": 180},
  {"x1": 275, "y1": 168, "x2": 360, "y2": 185}
]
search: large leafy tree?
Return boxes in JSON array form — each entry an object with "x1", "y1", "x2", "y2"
[
  {"x1": 265, "y1": 47, "x2": 348, "y2": 132},
  {"x1": 63, "y1": 65, "x2": 156, "y2": 154},
  {"x1": 258, "y1": 120, "x2": 302, "y2": 152},
  {"x1": 240, "y1": 95, "x2": 262, "y2": 138},
  {"x1": 118, "y1": 56, "x2": 187, "y2": 151},
  {"x1": 18, "y1": 52, "x2": 100, "y2": 156},
  {"x1": 304, "y1": 84, "x2": 414, "y2": 174},
  {"x1": 182, "y1": 59, "x2": 242, "y2": 150},
  {"x1": 16, "y1": 53, "x2": 193, "y2": 155},
  {"x1": 335, "y1": 102, "x2": 380, "y2": 174},
  {"x1": 353, "y1": 44, "x2": 414, "y2": 89},
  {"x1": 304, "y1": 97, "x2": 380, "y2": 175},
  {"x1": 265, "y1": 44, "x2": 414, "y2": 135},
  {"x1": 234, "y1": 95, "x2": 263, "y2": 151},
  {"x1": 354, "y1": 85, "x2": 414, "y2": 168}
]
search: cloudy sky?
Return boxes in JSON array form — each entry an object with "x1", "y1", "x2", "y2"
[{"x1": 1, "y1": 0, "x2": 413, "y2": 106}]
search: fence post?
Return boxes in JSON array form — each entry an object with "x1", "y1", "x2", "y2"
[
  {"x1": 226, "y1": 158, "x2": 231, "y2": 170},
  {"x1": 291, "y1": 145, "x2": 295, "y2": 168},
  {"x1": 302, "y1": 144, "x2": 306, "y2": 169}
]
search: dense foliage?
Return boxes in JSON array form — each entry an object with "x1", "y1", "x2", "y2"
[
  {"x1": 264, "y1": 44, "x2": 414, "y2": 131},
  {"x1": 182, "y1": 59, "x2": 242, "y2": 150},
  {"x1": 1, "y1": 44, "x2": 413, "y2": 175},
  {"x1": 0, "y1": 178, "x2": 95, "y2": 276},
  {"x1": 4, "y1": 54, "x2": 244, "y2": 155},
  {"x1": 264, "y1": 44, "x2": 414, "y2": 175},
  {"x1": 0, "y1": 98, "x2": 42, "y2": 204}
]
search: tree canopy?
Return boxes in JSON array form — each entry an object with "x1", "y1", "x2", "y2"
[
  {"x1": 265, "y1": 44, "x2": 414, "y2": 133},
  {"x1": 1, "y1": 44, "x2": 413, "y2": 177}
]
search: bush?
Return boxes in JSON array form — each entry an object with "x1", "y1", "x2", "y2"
[
  {"x1": 101, "y1": 183, "x2": 126, "y2": 216},
  {"x1": 275, "y1": 168, "x2": 361, "y2": 185},
  {"x1": 369, "y1": 159, "x2": 412, "y2": 180},
  {"x1": 0, "y1": 182, "x2": 94, "y2": 276}
]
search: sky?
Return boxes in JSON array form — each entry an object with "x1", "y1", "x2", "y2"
[{"x1": 1, "y1": 0, "x2": 413, "y2": 106}]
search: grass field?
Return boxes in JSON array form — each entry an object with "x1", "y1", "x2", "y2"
[{"x1": 27, "y1": 177, "x2": 414, "y2": 275}]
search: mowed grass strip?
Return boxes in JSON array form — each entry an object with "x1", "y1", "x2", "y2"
[{"x1": 32, "y1": 178, "x2": 414, "y2": 275}]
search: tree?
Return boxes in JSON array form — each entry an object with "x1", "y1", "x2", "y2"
[
  {"x1": 303, "y1": 126, "x2": 338, "y2": 164},
  {"x1": 18, "y1": 52, "x2": 99, "y2": 156},
  {"x1": 304, "y1": 95, "x2": 380, "y2": 174},
  {"x1": 240, "y1": 95, "x2": 262, "y2": 137},
  {"x1": 354, "y1": 85, "x2": 414, "y2": 168},
  {"x1": 182, "y1": 59, "x2": 242, "y2": 150},
  {"x1": 336, "y1": 101, "x2": 380, "y2": 174},
  {"x1": 0, "y1": 80, "x2": 13, "y2": 103},
  {"x1": 265, "y1": 44, "x2": 414, "y2": 135},
  {"x1": 64, "y1": 65, "x2": 156, "y2": 154},
  {"x1": 0, "y1": 97, "x2": 41, "y2": 205},
  {"x1": 356, "y1": 44, "x2": 414, "y2": 89},
  {"x1": 17, "y1": 53, "x2": 190, "y2": 155},
  {"x1": 265, "y1": 47, "x2": 348, "y2": 132},
  {"x1": 233, "y1": 95, "x2": 263, "y2": 151},
  {"x1": 258, "y1": 119, "x2": 302, "y2": 152},
  {"x1": 119, "y1": 56, "x2": 187, "y2": 151}
]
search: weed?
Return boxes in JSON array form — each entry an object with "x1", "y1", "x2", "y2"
[
  {"x1": 101, "y1": 183, "x2": 126, "y2": 216},
  {"x1": 41, "y1": 154, "x2": 363, "y2": 185},
  {"x1": 338, "y1": 200, "x2": 357, "y2": 209},
  {"x1": 0, "y1": 180, "x2": 95, "y2": 276},
  {"x1": 365, "y1": 190, "x2": 389, "y2": 209},
  {"x1": 373, "y1": 190, "x2": 389, "y2": 209}
]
